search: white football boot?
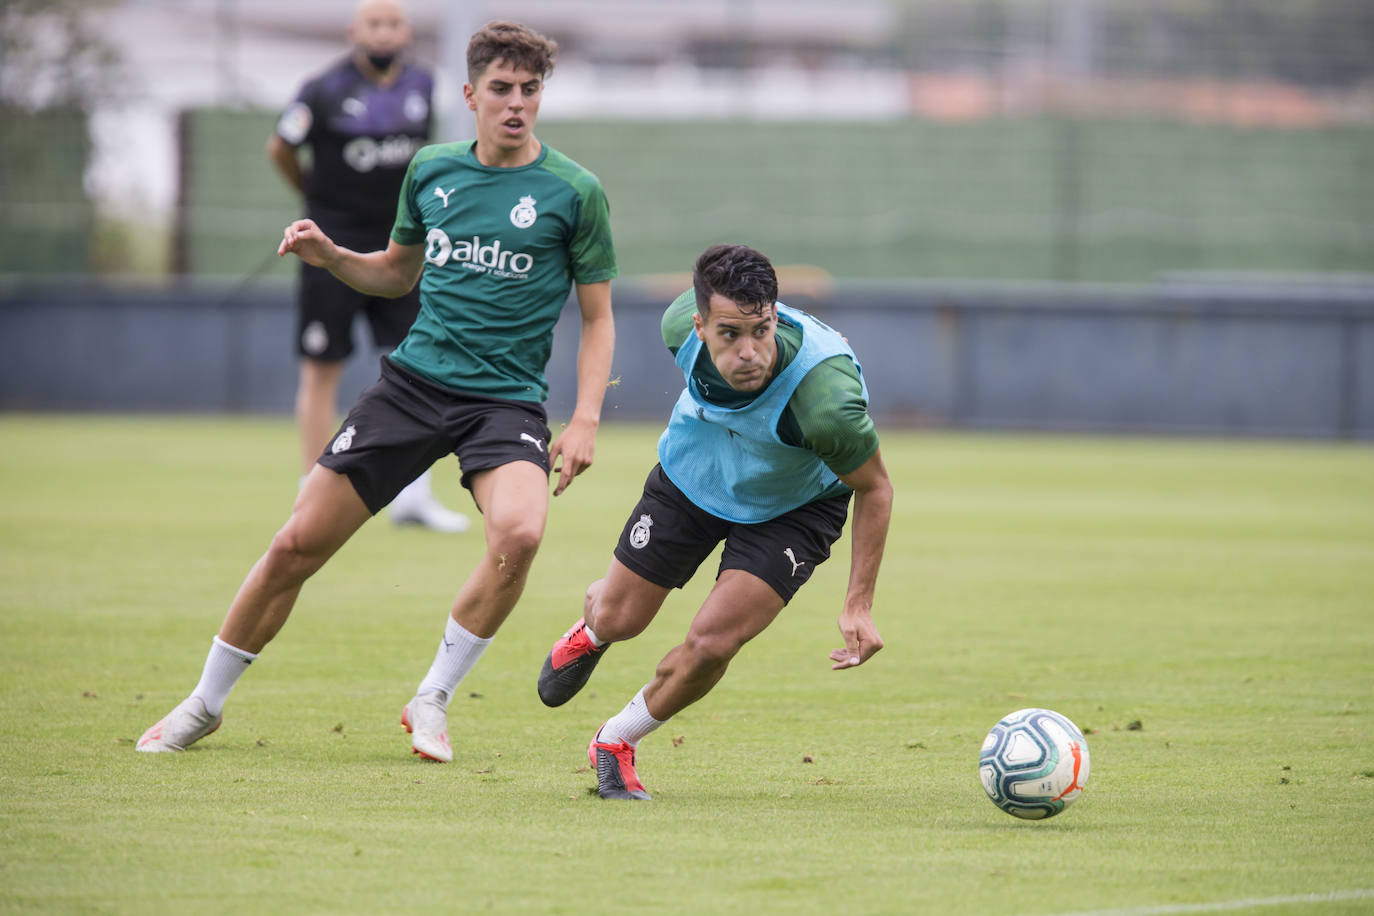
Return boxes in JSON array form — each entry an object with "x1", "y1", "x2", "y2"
[
  {"x1": 388, "y1": 472, "x2": 470, "y2": 534},
  {"x1": 136, "y1": 696, "x2": 222, "y2": 752},
  {"x1": 390, "y1": 498, "x2": 471, "y2": 533},
  {"x1": 401, "y1": 690, "x2": 452, "y2": 762}
]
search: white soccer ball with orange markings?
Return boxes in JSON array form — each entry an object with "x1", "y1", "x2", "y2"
[{"x1": 979, "y1": 708, "x2": 1090, "y2": 820}]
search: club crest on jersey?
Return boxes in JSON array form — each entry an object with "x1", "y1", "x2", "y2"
[
  {"x1": 509, "y1": 195, "x2": 537, "y2": 229},
  {"x1": 629, "y1": 514, "x2": 653, "y2": 549},
  {"x1": 331, "y1": 425, "x2": 357, "y2": 454}
]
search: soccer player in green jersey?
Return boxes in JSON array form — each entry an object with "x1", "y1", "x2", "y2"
[
  {"x1": 537, "y1": 244, "x2": 892, "y2": 800},
  {"x1": 138, "y1": 21, "x2": 617, "y2": 763}
]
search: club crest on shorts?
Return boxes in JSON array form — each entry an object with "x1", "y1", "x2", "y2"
[
  {"x1": 331, "y1": 425, "x2": 357, "y2": 454},
  {"x1": 629, "y1": 514, "x2": 653, "y2": 549},
  {"x1": 509, "y1": 195, "x2": 537, "y2": 229},
  {"x1": 302, "y1": 320, "x2": 329, "y2": 356}
]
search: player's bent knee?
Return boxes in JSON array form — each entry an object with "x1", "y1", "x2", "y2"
[
  {"x1": 490, "y1": 518, "x2": 544, "y2": 557},
  {"x1": 485, "y1": 523, "x2": 543, "y2": 584},
  {"x1": 681, "y1": 629, "x2": 742, "y2": 671},
  {"x1": 262, "y1": 527, "x2": 328, "y2": 583},
  {"x1": 583, "y1": 578, "x2": 605, "y2": 613},
  {"x1": 587, "y1": 601, "x2": 650, "y2": 642}
]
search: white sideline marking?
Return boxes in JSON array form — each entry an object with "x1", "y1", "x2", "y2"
[{"x1": 1046, "y1": 888, "x2": 1374, "y2": 916}]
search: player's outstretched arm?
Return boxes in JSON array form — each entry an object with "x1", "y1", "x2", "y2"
[
  {"x1": 549, "y1": 280, "x2": 614, "y2": 497},
  {"x1": 830, "y1": 448, "x2": 893, "y2": 670},
  {"x1": 278, "y1": 221, "x2": 424, "y2": 299}
]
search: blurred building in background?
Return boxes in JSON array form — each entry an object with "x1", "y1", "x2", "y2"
[
  {"x1": 3, "y1": 0, "x2": 1372, "y2": 283},
  {"x1": 3, "y1": 0, "x2": 1373, "y2": 438}
]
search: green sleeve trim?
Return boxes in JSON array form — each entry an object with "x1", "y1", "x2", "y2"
[
  {"x1": 661, "y1": 289, "x2": 697, "y2": 353},
  {"x1": 541, "y1": 149, "x2": 619, "y2": 284},
  {"x1": 789, "y1": 356, "x2": 880, "y2": 477}
]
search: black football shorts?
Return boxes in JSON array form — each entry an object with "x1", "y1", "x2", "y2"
[
  {"x1": 296, "y1": 264, "x2": 421, "y2": 362},
  {"x1": 613, "y1": 464, "x2": 852, "y2": 604},
  {"x1": 318, "y1": 358, "x2": 552, "y2": 513}
]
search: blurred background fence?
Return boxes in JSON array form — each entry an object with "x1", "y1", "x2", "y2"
[
  {"x1": 170, "y1": 112, "x2": 1374, "y2": 283},
  {"x1": 2, "y1": 0, "x2": 1373, "y2": 436}
]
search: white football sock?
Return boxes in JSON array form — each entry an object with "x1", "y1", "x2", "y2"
[
  {"x1": 191, "y1": 636, "x2": 258, "y2": 716},
  {"x1": 598, "y1": 686, "x2": 665, "y2": 748},
  {"x1": 583, "y1": 622, "x2": 606, "y2": 648},
  {"x1": 417, "y1": 616, "x2": 491, "y2": 704}
]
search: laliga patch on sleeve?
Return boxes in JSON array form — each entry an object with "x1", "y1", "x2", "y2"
[{"x1": 277, "y1": 102, "x2": 312, "y2": 145}]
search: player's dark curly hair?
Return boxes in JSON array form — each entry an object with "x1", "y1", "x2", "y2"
[
  {"x1": 692, "y1": 244, "x2": 779, "y2": 316},
  {"x1": 467, "y1": 21, "x2": 558, "y2": 81}
]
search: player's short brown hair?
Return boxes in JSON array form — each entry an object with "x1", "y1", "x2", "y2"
[{"x1": 467, "y1": 21, "x2": 558, "y2": 82}]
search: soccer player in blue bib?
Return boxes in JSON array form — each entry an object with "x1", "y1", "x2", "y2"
[
  {"x1": 537, "y1": 244, "x2": 892, "y2": 799},
  {"x1": 139, "y1": 21, "x2": 617, "y2": 763},
  {"x1": 268, "y1": 0, "x2": 466, "y2": 533}
]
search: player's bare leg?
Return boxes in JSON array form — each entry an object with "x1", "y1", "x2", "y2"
[
  {"x1": 590, "y1": 570, "x2": 783, "y2": 798},
  {"x1": 137, "y1": 466, "x2": 371, "y2": 752},
  {"x1": 642, "y1": 569, "x2": 784, "y2": 720},
  {"x1": 538, "y1": 560, "x2": 669, "y2": 706},
  {"x1": 451, "y1": 460, "x2": 550, "y2": 637},
  {"x1": 295, "y1": 358, "x2": 345, "y2": 474},
  {"x1": 219, "y1": 465, "x2": 372, "y2": 653},
  {"x1": 585, "y1": 560, "x2": 671, "y2": 642},
  {"x1": 403, "y1": 460, "x2": 549, "y2": 761}
]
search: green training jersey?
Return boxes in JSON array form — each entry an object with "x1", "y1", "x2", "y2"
[
  {"x1": 660, "y1": 290, "x2": 880, "y2": 481},
  {"x1": 388, "y1": 141, "x2": 617, "y2": 402}
]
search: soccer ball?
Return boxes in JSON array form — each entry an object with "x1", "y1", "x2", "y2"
[{"x1": 979, "y1": 708, "x2": 1090, "y2": 820}]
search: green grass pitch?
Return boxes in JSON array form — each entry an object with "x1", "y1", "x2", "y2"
[{"x1": 1, "y1": 414, "x2": 1371, "y2": 914}]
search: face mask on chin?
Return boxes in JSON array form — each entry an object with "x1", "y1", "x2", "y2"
[{"x1": 365, "y1": 51, "x2": 396, "y2": 72}]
